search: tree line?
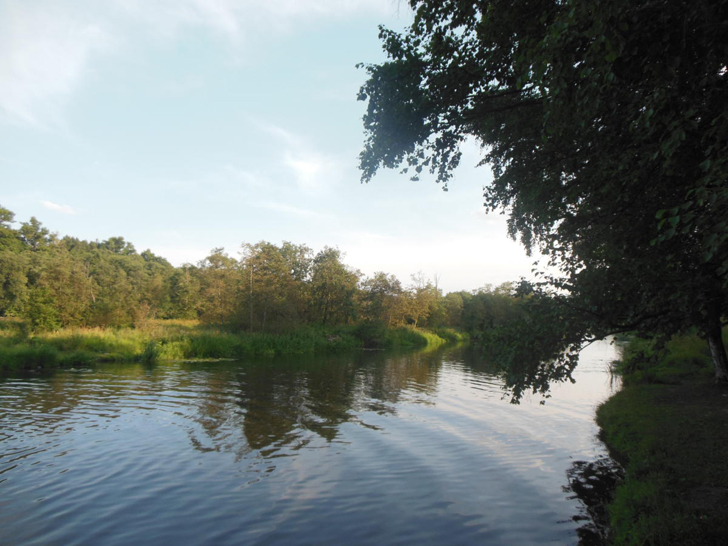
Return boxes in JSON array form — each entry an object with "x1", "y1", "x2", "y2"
[{"x1": 0, "y1": 205, "x2": 519, "y2": 335}]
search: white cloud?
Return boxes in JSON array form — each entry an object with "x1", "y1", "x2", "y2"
[
  {"x1": 0, "y1": 2, "x2": 111, "y2": 126},
  {"x1": 259, "y1": 122, "x2": 340, "y2": 193},
  {"x1": 41, "y1": 200, "x2": 77, "y2": 215},
  {"x1": 260, "y1": 123, "x2": 302, "y2": 148},
  {"x1": 0, "y1": 0, "x2": 398, "y2": 126},
  {"x1": 163, "y1": 164, "x2": 266, "y2": 195},
  {"x1": 114, "y1": 0, "x2": 243, "y2": 43},
  {"x1": 116, "y1": 0, "x2": 395, "y2": 39},
  {"x1": 255, "y1": 200, "x2": 329, "y2": 219},
  {"x1": 284, "y1": 152, "x2": 338, "y2": 193}
]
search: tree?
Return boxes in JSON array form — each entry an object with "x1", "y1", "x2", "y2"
[
  {"x1": 240, "y1": 242, "x2": 310, "y2": 332},
  {"x1": 360, "y1": 272, "x2": 405, "y2": 326},
  {"x1": 441, "y1": 291, "x2": 465, "y2": 328},
  {"x1": 100, "y1": 236, "x2": 137, "y2": 255},
  {"x1": 0, "y1": 206, "x2": 23, "y2": 252},
  {"x1": 405, "y1": 272, "x2": 437, "y2": 327},
  {"x1": 359, "y1": 0, "x2": 728, "y2": 393},
  {"x1": 310, "y1": 247, "x2": 360, "y2": 326},
  {"x1": 86, "y1": 253, "x2": 138, "y2": 327},
  {"x1": 459, "y1": 284, "x2": 521, "y2": 336},
  {"x1": 168, "y1": 266, "x2": 201, "y2": 319},
  {"x1": 33, "y1": 247, "x2": 94, "y2": 327},
  {"x1": 19, "y1": 217, "x2": 53, "y2": 251},
  {"x1": 196, "y1": 248, "x2": 240, "y2": 325},
  {"x1": 0, "y1": 250, "x2": 29, "y2": 316}
]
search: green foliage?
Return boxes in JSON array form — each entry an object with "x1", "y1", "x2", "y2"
[
  {"x1": 350, "y1": 322, "x2": 448, "y2": 349},
  {"x1": 310, "y1": 247, "x2": 360, "y2": 326},
  {"x1": 25, "y1": 287, "x2": 61, "y2": 332},
  {"x1": 353, "y1": 320, "x2": 388, "y2": 348},
  {"x1": 0, "y1": 206, "x2": 23, "y2": 253},
  {"x1": 186, "y1": 333, "x2": 241, "y2": 359},
  {"x1": 358, "y1": 0, "x2": 728, "y2": 389},
  {"x1": 0, "y1": 320, "x2": 459, "y2": 372},
  {"x1": 431, "y1": 327, "x2": 468, "y2": 344},
  {"x1": 0, "y1": 205, "x2": 479, "y2": 349},
  {"x1": 0, "y1": 251, "x2": 29, "y2": 316},
  {"x1": 0, "y1": 344, "x2": 59, "y2": 371},
  {"x1": 168, "y1": 268, "x2": 199, "y2": 319},
  {"x1": 383, "y1": 325, "x2": 446, "y2": 349},
  {"x1": 19, "y1": 217, "x2": 53, "y2": 251},
  {"x1": 482, "y1": 284, "x2": 588, "y2": 402},
  {"x1": 617, "y1": 334, "x2": 713, "y2": 385},
  {"x1": 236, "y1": 241, "x2": 312, "y2": 332},
  {"x1": 456, "y1": 283, "x2": 521, "y2": 339},
  {"x1": 359, "y1": 272, "x2": 405, "y2": 326},
  {"x1": 138, "y1": 341, "x2": 160, "y2": 364}
]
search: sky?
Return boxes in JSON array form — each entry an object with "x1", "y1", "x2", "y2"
[{"x1": 0, "y1": 0, "x2": 538, "y2": 294}]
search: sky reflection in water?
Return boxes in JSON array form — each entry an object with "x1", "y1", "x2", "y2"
[{"x1": 0, "y1": 342, "x2": 621, "y2": 545}]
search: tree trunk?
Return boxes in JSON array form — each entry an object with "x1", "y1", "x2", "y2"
[{"x1": 706, "y1": 314, "x2": 728, "y2": 382}]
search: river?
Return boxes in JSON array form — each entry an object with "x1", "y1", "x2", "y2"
[{"x1": 0, "y1": 341, "x2": 620, "y2": 545}]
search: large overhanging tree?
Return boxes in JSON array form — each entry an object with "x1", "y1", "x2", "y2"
[{"x1": 358, "y1": 0, "x2": 728, "y2": 398}]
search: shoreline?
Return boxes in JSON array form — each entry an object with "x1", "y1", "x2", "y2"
[
  {"x1": 595, "y1": 334, "x2": 728, "y2": 544},
  {"x1": 0, "y1": 319, "x2": 467, "y2": 373}
]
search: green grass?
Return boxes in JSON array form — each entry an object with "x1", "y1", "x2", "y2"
[
  {"x1": 0, "y1": 319, "x2": 459, "y2": 372},
  {"x1": 385, "y1": 325, "x2": 444, "y2": 348},
  {"x1": 431, "y1": 327, "x2": 470, "y2": 344},
  {"x1": 597, "y1": 332, "x2": 728, "y2": 544},
  {"x1": 352, "y1": 322, "x2": 453, "y2": 349},
  {"x1": 614, "y1": 333, "x2": 714, "y2": 385}
]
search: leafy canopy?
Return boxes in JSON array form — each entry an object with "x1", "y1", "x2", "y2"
[{"x1": 359, "y1": 0, "x2": 728, "y2": 398}]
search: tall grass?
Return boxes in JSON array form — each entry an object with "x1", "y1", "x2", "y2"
[
  {"x1": 0, "y1": 319, "x2": 460, "y2": 372},
  {"x1": 384, "y1": 326, "x2": 448, "y2": 349},
  {"x1": 431, "y1": 327, "x2": 470, "y2": 344},
  {"x1": 615, "y1": 331, "x2": 713, "y2": 385}
]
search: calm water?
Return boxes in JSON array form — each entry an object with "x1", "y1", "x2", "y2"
[{"x1": 0, "y1": 342, "x2": 620, "y2": 545}]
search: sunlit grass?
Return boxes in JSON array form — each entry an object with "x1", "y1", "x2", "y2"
[
  {"x1": 0, "y1": 320, "x2": 457, "y2": 372},
  {"x1": 386, "y1": 326, "x2": 446, "y2": 348},
  {"x1": 431, "y1": 327, "x2": 470, "y2": 344}
]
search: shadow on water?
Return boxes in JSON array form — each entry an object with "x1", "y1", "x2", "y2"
[{"x1": 564, "y1": 457, "x2": 625, "y2": 545}]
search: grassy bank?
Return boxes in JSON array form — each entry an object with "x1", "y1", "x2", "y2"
[
  {"x1": 0, "y1": 319, "x2": 461, "y2": 372},
  {"x1": 596, "y1": 333, "x2": 728, "y2": 545}
]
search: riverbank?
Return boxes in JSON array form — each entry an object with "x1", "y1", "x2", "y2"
[
  {"x1": 596, "y1": 334, "x2": 728, "y2": 545},
  {"x1": 0, "y1": 319, "x2": 466, "y2": 372}
]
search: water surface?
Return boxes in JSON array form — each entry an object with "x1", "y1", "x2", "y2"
[{"x1": 0, "y1": 342, "x2": 620, "y2": 545}]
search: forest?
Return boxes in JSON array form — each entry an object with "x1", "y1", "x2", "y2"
[{"x1": 0, "y1": 204, "x2": 518, "y2": 338}]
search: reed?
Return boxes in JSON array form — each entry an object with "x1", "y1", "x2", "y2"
[{"x1": 0, "y1": 320, "x2": 459, "y2": 372}]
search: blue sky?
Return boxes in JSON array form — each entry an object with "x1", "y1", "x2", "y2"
[{"x1": 0, "y1": 0, "x2": 537, "y2": 293}]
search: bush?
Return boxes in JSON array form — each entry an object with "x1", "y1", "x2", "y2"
[
  {"x1": 138, "y1": 341, "x2": 160, "y2": 364},
  {"x1": 0, "y1": 344, "x2": 60, "y2": 371},
  {"x1": 432, "y1": 327, "x2": 469, "y2": 343},
  {"x1": 353, "y1": 321, "x2": 388, "y2": 348}
]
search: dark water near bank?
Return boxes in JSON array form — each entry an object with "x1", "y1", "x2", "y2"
[{"x1": 0, "y1": 342, "x2": 620, "y2": 545}]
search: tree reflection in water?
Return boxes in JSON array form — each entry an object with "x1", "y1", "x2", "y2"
[
  {"x1": 564, "y1": 457, "x2": 624, "y2": 545},
  {"x1": 1, "y1": 343, "x2": 621, "y2": 544},
  {"x1": 181, "y1": 349, "x2": 445, "y2": 460}
]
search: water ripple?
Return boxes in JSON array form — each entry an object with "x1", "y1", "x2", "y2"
[{"x1": 0, "y1": 342, "x2": 621, "y2": 545}]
